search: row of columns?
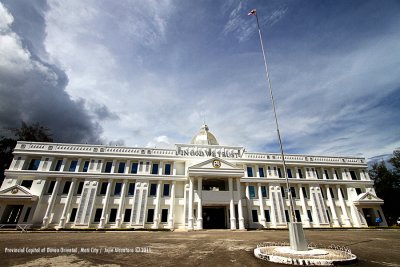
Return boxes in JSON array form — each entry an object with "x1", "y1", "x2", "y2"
[
  {"x1": 43, "y1": 179, "x2": 176, "y2": 229},
  {"x1": 248, "y1": 183, "x2": 354, "y2": 228}
]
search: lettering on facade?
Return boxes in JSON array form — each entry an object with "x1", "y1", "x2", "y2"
[{"x1": 176, "y1": 146, "x2": 244, "y2": 158}]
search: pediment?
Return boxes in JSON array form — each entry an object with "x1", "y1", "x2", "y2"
[
  {"x1": 353, "y1": 192, "x2": 383, "y2": 205},
  {"x1": 188, "y1": 157, "x2": 244, "y2": 177},
  {"x1": 0, "y1": 185, "x2": 38, "y2": 201}
]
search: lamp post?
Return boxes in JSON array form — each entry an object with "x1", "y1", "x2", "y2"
[{"x1": 248, "y1": 8, "x2": 308, "y2": 251}]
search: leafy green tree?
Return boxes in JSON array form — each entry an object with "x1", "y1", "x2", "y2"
[
  {"x1": 369, "y1": 150, "x2": 400, "y2": 225},
  {"x1": 0, "y1": 122, "x2": 53, "y2": 184}
]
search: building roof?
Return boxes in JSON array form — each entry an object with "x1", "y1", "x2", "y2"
[{"x1": 190, "y1": 124, "x2": 219, "y2": 146}]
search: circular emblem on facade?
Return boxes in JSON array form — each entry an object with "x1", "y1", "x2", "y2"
[
  {"x1": 11, "y1": 188, "x2": 19, "y2": 194},
  {"x1": 212, "y1": 159, "x2": 221, "y2": 169}
]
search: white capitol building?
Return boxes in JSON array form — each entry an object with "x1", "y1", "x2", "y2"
[{"x1": 0, "y1": 125, "x2": 387, "y2": 230}]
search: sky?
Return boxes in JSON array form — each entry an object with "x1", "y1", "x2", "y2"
[{"x1": 0, "y1": 0, "x2": 399, "y2": 160}]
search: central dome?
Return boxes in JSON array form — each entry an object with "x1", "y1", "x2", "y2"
[{"x1": 190, "y1": 124, "x2": 219, "y2": 145}]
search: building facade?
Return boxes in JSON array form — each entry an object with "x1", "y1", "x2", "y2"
[{"x1": 0, "y1": 125, "x2": 387, "y2": 230}]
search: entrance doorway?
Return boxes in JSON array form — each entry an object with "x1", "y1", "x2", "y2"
[
  {"x1": 203, "y1": 207, "x2": 226, "y2": 229},
  {"x1": 1, "y1": 205, "x2": 23, "y2": 224},
  {"x1": 362, "y1": 208, "x2": 379, "y2": 226}
]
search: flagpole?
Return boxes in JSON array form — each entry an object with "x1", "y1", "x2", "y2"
[
  {"x1": 248, "y1": 9, "x2": 308, "y2": 251},
  {"x1": 251, "y1": 9, "x2": 296, "y2": 224}
]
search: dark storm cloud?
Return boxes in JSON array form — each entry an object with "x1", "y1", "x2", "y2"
[{"x1": 0, "y1": 1, "x2": 101, "y2": 143}]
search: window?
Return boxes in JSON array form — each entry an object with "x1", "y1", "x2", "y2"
[
  {"x1": 23, "y1": 207, "x2": 31, "y2": 222},
  {"x1": 307, "y1": 210, "x2": 313, "y2": 222},
  {"x1": 320, "y1": 188, "x2": 325, "y2": 199},
  {"x1": 147, "y1": 209, "x2": 154, "y2": 223},
  {"x1": 326, "y1": 210, "x2": 331, "y2": 222},
  {"x1": 28, "y1": 159, "x2": 40, "y2": 170},
  {"x1": 324, "y1": 170, "x2": 330, "y2": 179},
  {"x1": 69, "y1": 208, "x2": 77, "y2": 222},
  {"x1": 114, "y1": 183, "x2": 122, "y2": 196},
  {"x1": 165, "y1": 164, "x2": 171, "y2": 175},
  {"x1": 335, "y1": 170, "x2": 341, "y2": 180},
  {"x1": 77, "y1": 182, "x2": 84, "y2": 195},
  {"x1": 277, "y1": 168, "x2": 282, "y2": 178},
  {"x1": 69, "y1": 160, "x2": 78, "y2": 172},
  {"x1": 163, "y1": 184, "x2": 170, "y2": 197},
  {"x1": 21, "y1": 180, "x2": 33, "y2": 189},
  {"x1": 131, "y1": 163, "x2": 138, "y2": 174},
  {"x1": 298, "y1": 168, "x2": 303, "y2": 178},
  {"x1": 117, "y1": 162, "x2": 125, "y2": 173},
  {"x1": 94, "y1": 208, "x2": 102, "y2": 222},
  {"x1": 315, "y1": 169, "x2": 320, "y2": 179},
  {"x1": 287, "y1": 169, "x2": 292, "y2": 178},
  {"x1": 47, "y1": 181, "x2": 56, "y2": 194},
  {"x1": 100, "y1": 182, "x2": 108, "y2": 195},
  {"x1": 62, "y1": 181, "x2": 72, "y2": 194},
  {"x1": 259, "y1": 167, "x2": 265, "y2": 177},
  {"x1": 151, "y1": 164, "x2": 159, "y2": 175},
  {"x1": 252, "y1": 210, "x2": 258, "y2": 222},
  {"x1": 54, "y1": 159, "x2": 63, "y2": 171},
  {"x1": 302, "y1": 187, "x2": 308, "y2": 199},
  {"x1": 261, "y1": 186, "x2": 267, "y2": 198},
  {"x1": 281, "y1": 186, "x2": 286, "y2": 198},
  {"x1": 247, "y1": 167, "x2": 253, "y2": 177},
  {"x1": 145, "y1": 161, "x2": 150, "y2": 173},
  {"x1": 295, "y1": 210, "x2": 301, "y2": 222},
  {"x1": 109, "y1": 208, "x2": 117, "y2": 223},
  {"x1": 82, "y1": 161, "x2": 90, "y2": 172},
  {"x1": 149, "y1": 184, "x2": 157, "y2": 196},
  {"x1": 340, "y1": 188, "x2": 346, "y2": 199},
  {"x1": 161, "y1": 209, "x2": 168, "y2": 223},
  {"x1": 104, "y1": 161, "x2": 112, "y2": 173},
  {"x1": 290, "y1": 187, "x2": 297, "y2": 198},
  {"x1": 128, "y1": 183, "x2": 135, "y2": 196},
  {"x1": 350, "y1": 171, "x2": 358, "y2": 180},
  {"x1": 267, "y1": 166, "x2": 271, "y2": 176},
  {"x1": 264, "y1": 210, "x2": 271, "y2": 222},
  {"x1": 285, "y1": 210, "x2": 290, "y2": 222},
  {"x1": 124, "y1": 209, "x2": 131, "y2": 222},
  {"x1": 249, "y1": 186, "x2": 256, "y2": 198},
  {"x1": 355, "y1": 188, "x2": 362, "y2": 195},
  {"x1": 329, "y1": 187, "x2": 335, "y2": 198}
]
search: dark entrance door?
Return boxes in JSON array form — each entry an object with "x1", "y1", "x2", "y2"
[
  {"x1": 362, "y1": 208, "x2": 377, "y2": 226},
  {"x1": 203, "y1": 207, "x2": 226, "y2": 229},
  {"x1": 1, "y1": 205, "x2": 23, "y2": 224}
]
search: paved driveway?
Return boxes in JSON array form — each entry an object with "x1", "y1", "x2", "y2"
[{"x1": 1, "y1": 229, "x2": 399, "y2": 266}]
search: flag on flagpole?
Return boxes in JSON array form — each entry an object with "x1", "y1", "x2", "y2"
[{"x1": 248, "y1": 9, "x2": 256, "y2": 16}]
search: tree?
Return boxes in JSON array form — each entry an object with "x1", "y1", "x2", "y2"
[
  {"x1": 369, "y1": 150, "x2": 400, "y2": 225},
  {"x1": 0, "y1": 122, "x2": 53, "y2": 185}
]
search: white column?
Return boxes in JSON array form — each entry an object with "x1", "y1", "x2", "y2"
[
  {"x1": 57, "y1": 178, "x2": 76, "y2": 229},
  {"x1": 172, "y1": 162, "x2": 177, "y2": 176},
  {"x1": 158, "y1": 161, "x2": 163, "y2": 175},
  {"x1": 188, "y1": 178, "x2": 194, "y2": 230},
  {"x1": 125, "y1": 160, "x2": 131, "y2": 173},
  {"x1": 257, "y1": 183, "x2": 266, "y2": 227},
  {"x1": 111, "y1": 160, "x2": 117, "y2": 173},
  {"x1": 269, "y1": 186, "x2": 277, "y2": 227},
  {"x1": 116, "y1": 180, "x2": 128, "y2": 228},
  {"x1": 326, "y1": 187, "x2": 340, "y2": 227},
  {"x1": 152, "y1": 181, "x2": 162, "y2": 229},
  {"x1": 229, "y1": 178, "x2": 237, "y2": 229},
  {"x1": 332, "y1": 168, "x2": 338, "y2": 180},
  {"x1": 236, "y1": 178, "x2": 245, "y2": 230},
  {"x1": 168, "y1": 181, "x2": 176, "y2": 229},
  {"x1": 60, "y1": 158, "x2": 68, "y2": 171},
  {"x1": 337, "y1": 186, "x2": 351, "y2": 226},
  {"x1": 245, "y1": 183, "x2": 252, "y2": 228},
  {"x1": 255, "y1": 165, "x2": 260, "y2": 177},
  {"x1": 42, "y1": 178, "x2": 61, "y2": 228},
  {"x1": 197, "y1": 178, "x2": 203, "y2": 229},
  {"x1": 75, "y1": 159, "x2": 82, "y2": 172},
  {"x1": 98, "y1": 179, "x2": 112, "y2": 229},
  {"x1": 298, "y1": 185, "x2": 310, "y2": 227}
]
